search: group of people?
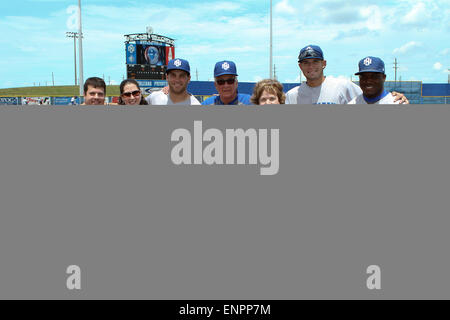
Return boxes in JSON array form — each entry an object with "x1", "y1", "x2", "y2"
[{"x1": 82, "y1": 44, "x2": 409, "y2": 106}]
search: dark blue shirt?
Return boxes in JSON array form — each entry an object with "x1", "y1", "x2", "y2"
[{"x1": 202, "y1": 93, "x2": 252, "y2": 105}]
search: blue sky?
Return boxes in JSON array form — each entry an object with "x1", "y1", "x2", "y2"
[{"x1": 0, "y1": 0, "x2": 449, "y2": 88}]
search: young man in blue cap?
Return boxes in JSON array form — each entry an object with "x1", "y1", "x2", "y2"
[
  {"x1": 146, "y1": 58, "x2": 201, "y2": 105},
  {"x1": 349, "y1": 57, "x2": 399, "y2": 104},
  {"x1": 202, "y1": 61, "x2": 251, "y2": 105},
  {"x1": 285, "y1": 45, "x2": 408, "y2": 104},
  {"x1": 285, "y1": 45, "x2": 360, "y2": 104}
]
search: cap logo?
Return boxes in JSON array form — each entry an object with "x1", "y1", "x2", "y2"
[
  {"x1": 222, "y1": 62, "x2": 230, "y2": 70},
  {"x1": 127, "y1": 45, "x2": 135, "y2": 53},
  {"x1": 364, "y1": 58, "x2": 372, "y2": 66},
  {"x1": 174, "y1": 59, "x2": 182, "y2": 67}
]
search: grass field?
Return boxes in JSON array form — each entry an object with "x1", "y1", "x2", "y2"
[{"x1": 0, "y1": 85, "x2": 120, "y2": 97}]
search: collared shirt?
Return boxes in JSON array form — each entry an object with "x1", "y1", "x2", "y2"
[{"x1": 202, "y1": 93, "x2": 252, "y2": 105}]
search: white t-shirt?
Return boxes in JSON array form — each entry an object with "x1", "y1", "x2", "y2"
[
  {"x1": 348, "y1": 92, "x2": 400, "y2": 104},
  {"x1": 146, "y1": 91, "x2": 201, "y2": 105},
  {"x1": 285, "y1": 76, "x2": 362, "y2": 104}
]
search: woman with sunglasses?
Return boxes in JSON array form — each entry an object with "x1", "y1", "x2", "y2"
[{"x1": 118, "y1": 79, "x2": 148, "y2": 105}]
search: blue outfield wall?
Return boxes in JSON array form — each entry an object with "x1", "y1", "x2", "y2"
[
  {"x1": 189, "y1": 81, "x2": 449, "y2": 104},
  {"x1": 187, "y1": 81, "x2": 298, "y2": 97},
  {"x1": 0, "y1": 82, "x2": 448, "y2": 105},
  {"x1": 422, "y1": 84, "x2": 450, "y2": 97}
]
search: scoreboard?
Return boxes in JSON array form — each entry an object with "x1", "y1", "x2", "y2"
[{"x1": 125, "y1": 32, "x2": 175, "y2": 81}]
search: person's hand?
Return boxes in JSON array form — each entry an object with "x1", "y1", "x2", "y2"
[
  {"x1": 161, "y1": 86, "x2": 169, "y2": 95},
  {"x1": 392, "y1": 91, "x2": 409, "y2": 104}
]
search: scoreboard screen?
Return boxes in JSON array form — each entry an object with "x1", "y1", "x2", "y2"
[
  {"x1": 126, "y1": 42, "x2": 175, "y2": 66},
  {"x1": 126, "y1": 65, "x2": 166, "y2": 80},
  {"x1": 126, "y1": 40, "x2": 175, "y2": 80}
]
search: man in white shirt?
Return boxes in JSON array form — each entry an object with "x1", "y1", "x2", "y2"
[
  {"x1": 349, "y1": 57, "x2": 399, "y2": 104},
  {"x1": 285, "y1": 45, "x2": 407, "y2": 104},
  {"x1": 146, "y1": 58, "x2": 201, "y2": 105}
]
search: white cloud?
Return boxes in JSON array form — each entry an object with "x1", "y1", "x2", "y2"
[
  {"x1": 440, "y1": 48, "x2": 450, "y2": 56},
  {"x1": 17, "y1": 45, "x2": 38, "y2": 53},
  {"x1": 393, "y1": 41, "x2": 422, "y2": 54},
  {"x1": 275, "y1": 0, "x2": 297, "y2": 15},
  {"x1": 284, "y1": 75, "x2": 300, "y2": 83},
  {"x1": 253, "y1": 76, "x2": 264, "y2": 82},
  {"x1": 360, "y1": 5, "x2": 383, "y2": 31},
  {"x1": 402, "y1": 2, "x2": 427, "y2": 24},
  {"x1": 337, "y1": 75, "x2": 352, "y2": 81},
  {"x1": 433, "y1": 62, "x2": 443, "y2": 70}
]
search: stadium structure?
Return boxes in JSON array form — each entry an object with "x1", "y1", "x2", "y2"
[
  {"x1": 0, "y1": 28, "x2": 448, "y2": 105},
  {"x1": 125, "y1": 27, "x2": 450, "y2": 104}
]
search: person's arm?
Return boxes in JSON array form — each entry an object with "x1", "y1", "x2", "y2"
[
  {"x1": 145, "y1": 93, "x2": 153, "y2": 105},
  {"x1": 343, "y1": 81, "x2": 363, "y2": 103},
  {"x1": 391, "y1": 92, "x2": 409, "y2": 104}
]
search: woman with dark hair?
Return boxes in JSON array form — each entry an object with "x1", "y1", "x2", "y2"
[
  {"x1": 250, "y1": 79, "x2": 286, "y2": 105},
  {"x1": 118, "y1": 79, "x2": 148, "y2": 105}
]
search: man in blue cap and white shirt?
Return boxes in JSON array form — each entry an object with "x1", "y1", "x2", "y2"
[
  {"x1": 146, "y1": 58, "x2": 201, "y2": 105},
  {"x1": 202, "y1": 60, "x2": 251, "y2": 105},
  {"x1": 348, "y1": 57, "x2": 399, "y2": 104},
  {"x1": 285, "y1": 45, "x2": 407, "y2": 104}
]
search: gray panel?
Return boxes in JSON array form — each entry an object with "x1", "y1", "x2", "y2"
[{"x1": 0, "y1": 105, "x2": 449, "y2": 299}]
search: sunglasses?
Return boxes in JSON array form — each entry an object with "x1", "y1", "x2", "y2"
[
  {"x1": 122, "y1": 90, "x2": 141, "y2": 97},
  {"x1": 298, "y1": 49, "x2": 322, "y2": 61},
  {"x1": 216, "y1": 78, "x2": 236, "y2": 85}
]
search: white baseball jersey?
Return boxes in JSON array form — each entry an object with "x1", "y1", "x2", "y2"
[
  {"x1": 285, "y1": 76, "x2": 362, "y2": 104},
  {"x1": 146, "y1": 91, "x2": 201, "y2": 105},
  {"x1": 348, "y1": 92, "x2": 400, "y2": 104}
]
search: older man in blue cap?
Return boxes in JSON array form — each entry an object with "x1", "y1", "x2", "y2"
[{"x1": 202, "y1": 60, "x2": 251, "y2": 105}]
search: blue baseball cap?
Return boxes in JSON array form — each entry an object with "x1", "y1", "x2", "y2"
[
  {"x1": 166, "y1": 58, "x2": 190, "y2": 75},
  {"x1": 298, "y1": 45, "x2": 324, "y2": 62},
  {"x1": 355, "y1": 56, "x2": 385, "y2": 75},
  {"x1": 214, "y1": 60, "x2": 238, "y2": 77}
]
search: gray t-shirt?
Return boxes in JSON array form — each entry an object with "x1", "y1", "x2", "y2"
[
  {"x1": 146, "y1": 91, "x2": 201, "y2": 105},
  {"x1": 285, "y1": 76, "x2": 362, "y2": 104}
]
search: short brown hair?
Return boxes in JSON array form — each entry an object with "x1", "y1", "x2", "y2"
[
  {"x1": 83, "y1": 77, "x2": 106, "y2": 95},
  {"x1": 251, "y1": 79, "x2": 285, "y2": 105}
]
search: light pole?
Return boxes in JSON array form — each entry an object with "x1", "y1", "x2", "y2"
[
  {"x1": 66, "y1": 32, "x2": 79, "y2": 85},
  {"x1": 447, "y1": 69, "x2": 449, "y2": 104},
  {"x1": 269, "y1": 0, "x2": 273, "y2": 79},
  {"x1": 78, "y1": 0, "x2": 84, "y2": 97}
]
